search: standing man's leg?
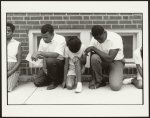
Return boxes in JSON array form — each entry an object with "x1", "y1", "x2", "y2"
[{"x1": 109, "y1": 60, "x2": 124, "y2": 91}]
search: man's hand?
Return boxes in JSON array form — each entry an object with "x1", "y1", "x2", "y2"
[
  {"x1": 72, "y1": 56, "x2": 79, "y2": 63},
  {"x1": 84, "y1": 46, "x2": 94, "y2": 56},
  {"x1": 81, "y1": 66, "x2": 85, "y2": 74},
  {"x1": 31, "y1": 52, "x2": 41, "y2": 61},
  {"x1": 7, "y1": 70, "x2": 12, "y2": 77},
  {"x1": 42, "y1": 68, "x2": 47, "y2": 75}
]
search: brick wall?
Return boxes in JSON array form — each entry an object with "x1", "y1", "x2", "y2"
[{"x1": 6, "y1": 13, "x2": 142, "y2": 75}]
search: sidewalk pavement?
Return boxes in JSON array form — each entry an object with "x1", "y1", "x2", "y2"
[{"x1": 8, "y1": 81, "x2": 142, "y2": 105}]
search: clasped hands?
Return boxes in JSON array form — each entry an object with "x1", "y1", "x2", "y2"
[
  {"x1": 31, "y1": 51, "x2": 44, "y2": 61},
  {"x1": 84, "y1": 46, "x2": 95, "y2": 56}
]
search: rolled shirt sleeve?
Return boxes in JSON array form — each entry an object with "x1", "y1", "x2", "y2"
[
  {"x1": 134, "y1": 48, "x2": 142, "y2": 66},
  {"x1": 110, "y1": 35, "x2": 123, "y2": 50},
  {"x1": 64, "y1": 47, "x2": 69, "y2": 58},
  {"x1": 53, "y1": 36, "x2": 66, "y2": 57},
  {"x1": 88, "y1": 37, "x2": 96, "y2": 47},
  {"x1": 38, "y1": 39, "x2": 44, "y2": 52}
]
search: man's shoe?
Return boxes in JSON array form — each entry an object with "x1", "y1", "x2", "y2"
[
  {"x1": 123, "y1": 78, "x2": 134, "y2": 85},
  {"x1": 89, "y1": 81, "x2": 106, "y2": 89},
  {"x1": 95, "y1": 82, "x2": 106, "y2": 88},
  {"x1": 89, "y1": 79, "x2": 96, "y2": 89},
  {"x1": 47, "y1": 83, "x2": 57, "y2": 90}
]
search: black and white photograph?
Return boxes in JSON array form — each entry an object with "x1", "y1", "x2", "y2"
[{"x1": 1, "y1": 1, "x2": 149, "y2": 117}]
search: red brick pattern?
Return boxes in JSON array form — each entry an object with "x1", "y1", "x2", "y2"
[{"x1": 6, "y1": 13, "x2": 142, "y2": 75}]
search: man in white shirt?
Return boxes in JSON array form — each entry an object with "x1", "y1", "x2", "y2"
[
  {"x1": 123, "y1": 47, "x2": 143, "y2": 89},
  {"x1": 31, "y1": 24, "x2": 66, "y2": 90},
  {"x1": 85, "y1": 25, "x2": 125, "y2": 91},
  {"x1": 130, "y1": 47, "x2": 143, "y2": 89}
]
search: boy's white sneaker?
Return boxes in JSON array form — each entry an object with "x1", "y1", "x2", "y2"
[
  {"x1": 123, "y1": 78, "x2": 134, "y2": 85},
  {"x1": 75, "y1": 82, "x2": 82, "y2": 93}
]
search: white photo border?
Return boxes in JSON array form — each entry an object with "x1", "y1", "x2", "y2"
[{"x1": 1, "y1": 1, "x2": 149, "y2": 117}]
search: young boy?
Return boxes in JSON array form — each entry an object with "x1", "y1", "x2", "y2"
[{"x1": 62, "y1": 36, "x2": 86, "y2": 93}]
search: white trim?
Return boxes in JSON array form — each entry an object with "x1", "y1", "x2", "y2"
[
  {"x1": 108, "y1": 29, "x2": 142, "y2": 63},
  {"x1": 125, "y1": 63, "x2": 136, "y2": 68},
  {"x1": 28, "y1": 30, "x2": 41, "y2": 55},
  {"x1": 119, "y1": 33, "x2": 136, "y2": 62},
  {"x1": 28, "y1": 29, "x2": 92, "y2": 68}
]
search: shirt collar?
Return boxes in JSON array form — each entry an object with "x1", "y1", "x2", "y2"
[
  {"x1": 105, "y1": 30, "x2": 111, "y2": 41},
  {"x1": 43, "y1": 34, "x2": 55, "y2": 44},
  {"x1": 50, "y1": 33, "x2": 55, "y2": 43}
]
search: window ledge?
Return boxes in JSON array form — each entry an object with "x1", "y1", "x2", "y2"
[{"x1": 125, "y1": 63, "x2": 136, "y2": 68}]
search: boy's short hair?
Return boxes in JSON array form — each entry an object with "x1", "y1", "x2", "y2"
[
  {"x1": 67, "y1": 36, "x2": 81, "y2": 53},
  {"x1": 7, "y1": 22, "x2": 15, "y2": 32},
  {"x1": 91, "y1": 25, "x2": 104, "y2": 37},
  {"x1": 41, "y1": 24, "x2": 54, "y2": 34}
]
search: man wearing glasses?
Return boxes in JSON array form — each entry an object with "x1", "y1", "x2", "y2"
[{"x1": 85, "y1": 25, "x2": 125, "y2": 91}]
